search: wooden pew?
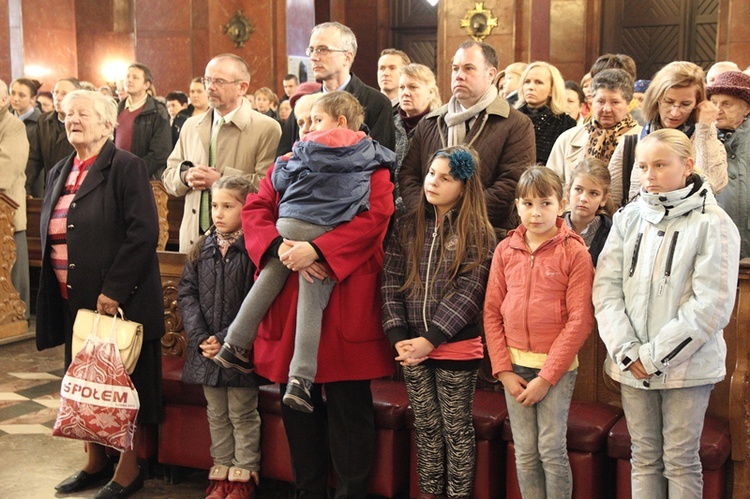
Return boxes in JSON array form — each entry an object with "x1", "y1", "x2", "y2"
[
  {"x1": 0, "y1": 193, "x2": 27, "y2": 339},
  {"x1": 26, "y1": 198, "x2": 42, "y2": 267},
  {"x1": 729, "y1": 260, "x2": 750, "y2": 497},
  {"x1": 155, "y1": 251, "x2": 750, "y2": 497}
]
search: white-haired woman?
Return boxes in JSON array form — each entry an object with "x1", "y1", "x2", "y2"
[
  {"x1": 516, "y1": 61, "x2": 577, "y2": 165},
  {"x1": 37, "y1": 89, "x2": 164, "y2": 499},
  {"x1": 394, "y1": 63, "x2": 442, "y2": 213}
]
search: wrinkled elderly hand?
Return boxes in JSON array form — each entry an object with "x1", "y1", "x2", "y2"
[
  {"x1": 96, "y1": 293, "x2": 119, "y2": 316},
  {"x1": 694, "y1": 100, "x2": 719, "y2": 125}
]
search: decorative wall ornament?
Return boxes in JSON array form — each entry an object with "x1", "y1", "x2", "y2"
[
  {"x1": 222, "y1": 10, "x2": 255, "y2": 48},
  {"x1": 460, "y1": 2, "x2": 498, "y2": 42}
]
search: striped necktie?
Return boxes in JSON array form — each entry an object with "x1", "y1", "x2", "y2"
[{"x1": 199, "y1": 116, "x2": 225, "y2": 233}]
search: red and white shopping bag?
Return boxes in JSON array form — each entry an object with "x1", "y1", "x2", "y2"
[{"x1": 53, "y1": 323, "x2": 140, "y2": 452}]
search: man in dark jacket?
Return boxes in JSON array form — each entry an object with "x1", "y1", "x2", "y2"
[
  {"x1": 276, "y1": 22, "x2": 395, "y2": 155},
  {"x1": 25, "y1": 77, "x2": 81, "y2": 197},
  {"x1": 115, "y1": 62, "x2": 172, "y2": 179},
  {"x1": 399, "y1": 41, "x2": 536, "y2": 235}
]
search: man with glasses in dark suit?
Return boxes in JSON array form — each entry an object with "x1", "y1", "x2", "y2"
[{"x1": 276, "y1": 22, "x2": 395, "y2": 155}]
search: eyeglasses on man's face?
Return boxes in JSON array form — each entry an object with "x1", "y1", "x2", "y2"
[
  {"x1": 305, "y1": 46, "x2": 349, "y2": 57},
  {"x1": 201, "y1": 77, "x2": 242, "y2": 88}
]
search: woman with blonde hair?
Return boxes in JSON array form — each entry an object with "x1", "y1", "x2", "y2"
[
  {"x1": 516, "y1": 62, "x2": 577, "y2": 165},
  {"x1": 394, "y1": 63, "x2": 442, "y2": 214},
  {"x1": 610, "y1": 61, "x2": 727, "y2": 204}
]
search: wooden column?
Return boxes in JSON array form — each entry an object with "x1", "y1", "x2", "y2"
[{"x1": 0, "y1": 193, "x2": 27, "y2": 340}]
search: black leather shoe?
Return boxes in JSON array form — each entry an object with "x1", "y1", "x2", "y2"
[
  {"x1": 55, "y1": 464, "x2": 114, "y2": 493},
  {"x1": 93, "y1": 472, "x2": 145, "y2": 499}
]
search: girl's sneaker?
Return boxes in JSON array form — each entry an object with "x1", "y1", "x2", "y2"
[
  {"x1": 282, "y1": 376, "x2": 314, "y2": 413},
  {"x1": 225, "y1": 467, "x2": 256, "y2": 499},
  {"x1": 205, "y1": 465, "x2": 229, "y2": 499}
]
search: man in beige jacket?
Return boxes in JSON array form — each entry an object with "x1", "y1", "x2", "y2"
[
  {"x1": 0, "y1": 79, "x2": 30, "y2": 318},
  {"x1": 162, "y1": 54, "x2": 281, "y2": 251}
]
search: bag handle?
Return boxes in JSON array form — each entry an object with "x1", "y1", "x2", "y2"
[{"x1": 94, "y1": 308, "x2": 127, "y2": 342}]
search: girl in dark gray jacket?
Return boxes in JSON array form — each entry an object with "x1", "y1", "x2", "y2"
[{"x1": 178, "y1": 176, "x2": 263, "y2": 499}]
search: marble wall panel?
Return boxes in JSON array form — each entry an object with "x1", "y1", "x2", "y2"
[
  {"x1": 287, "y1": 0, "x2": 315, "y2": 58},
  {"x1": 342, "y1": 0, "x2": 383, "y2": 88},
  {"x1": 549, "y1": 0, "x2": 587, "y2": 81},
  {"x1": 205, "y1": 0, "x2": 278, "y2": 93},
  {"x1": 0, "y1": 2, "x2": 11, "y2": 79},
  {"x1": 21, "y1": 0, "x2": 78, "y2": 90},
  {"x1": 135, "y1": 35, "x2": 192, "y2": 95},
  {"x1": 75, "y1": 32, "x2": 134, "y2": 87}
]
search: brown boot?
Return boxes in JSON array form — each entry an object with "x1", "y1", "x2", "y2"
[{"x1": 417, "y1": 493, "x2": 437, "y2": 499}]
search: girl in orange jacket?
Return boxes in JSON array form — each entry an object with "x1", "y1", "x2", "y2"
[{"x1": 484, "y1": 166, "x2": 595, "y2": 498}]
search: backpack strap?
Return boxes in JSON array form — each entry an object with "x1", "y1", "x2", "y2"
[{"x1": 620, "y1": 134, "x2": 638, "y2": 206}]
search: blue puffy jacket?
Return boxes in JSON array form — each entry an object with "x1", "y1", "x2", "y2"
[{"x1": 272, "y1": 128, "x2": 396, "y2": 226}]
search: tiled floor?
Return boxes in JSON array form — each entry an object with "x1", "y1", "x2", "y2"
[{"x1": 0, "y1": 329, "x2": 294, "y2": 499}]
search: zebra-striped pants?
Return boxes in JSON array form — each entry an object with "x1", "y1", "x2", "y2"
[{"x1": 403, "y1": 363, "x2": 479, "y2": 497}]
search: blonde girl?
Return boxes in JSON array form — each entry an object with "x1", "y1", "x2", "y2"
[
  {"x1": 484, "y1": 166, "x2": 595, "y2": 499},
  {"x1": 564, "y1": 158, "x2": 616, "y2": 266},
  {"x1": 594, "y1": 129, "x2": 739, "y2": 497},
  {"x1": 382, "y1": 146, "x2": 495, "y2": 499}
]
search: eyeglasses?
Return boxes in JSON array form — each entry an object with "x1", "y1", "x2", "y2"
[
  {"x1": 201, "y1": 77, "x2": 242, "y2": 88},
  {"x1": 659, "y1": 99, "x2": 695, "y2": 112},
  {"x1": 305, "y1": 46, "x2": 349, "y2": 57}
]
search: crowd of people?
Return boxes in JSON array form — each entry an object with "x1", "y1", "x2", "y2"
[{"x1": 1, "y1": 18, "x2": 750, "y2": 499}]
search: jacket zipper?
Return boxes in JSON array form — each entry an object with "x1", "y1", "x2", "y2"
[
  {"x1": 657, "y1": 336, "x2": 693, "y2": 385},
  {"x1": 422, "y1": 216, "x2": 439, "y2": 332},
  {"x1": 629, "y1": 233, "x2": 643, "y2": 277},
  {"x1": 522, "y1": 252, "x2": 536, "y2": 350},
  {"x1": 661, "y1": 337, "x2": 692, "y2": 365},
  {"x1": 658, "y1": 231, "x2": 679, "y2": 296}
]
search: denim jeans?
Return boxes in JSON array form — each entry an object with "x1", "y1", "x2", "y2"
[
  {"x1": 504, "y1": 365, "x2": 577, "y2": 499},
  {"x1": 620, "y1": 383, "x2": 713, "y2": 499}
]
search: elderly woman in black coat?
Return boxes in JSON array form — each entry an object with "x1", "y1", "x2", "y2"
[{"x1": 36, "y1": 89, "x2": 163, "y2": 499}]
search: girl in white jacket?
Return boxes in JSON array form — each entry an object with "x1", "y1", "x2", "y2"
[{"x1": 593, "y1": 128, "x2": 740, "y2": 498}]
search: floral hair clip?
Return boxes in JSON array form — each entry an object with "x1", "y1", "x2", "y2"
[{"x1": 437, "y1": 148, "x2": 476, "y2": 181}]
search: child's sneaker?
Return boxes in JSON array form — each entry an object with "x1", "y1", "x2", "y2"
[
  {"x1": 205, "y1": 465, "x2": 229, "y2": 499},
  {"x1": 282, "y1": 376, "x2": 314, "y2": 413},
  {"x1": 225, "y1": 467, "x2": 256, "y2": 499},
  {"x1": 213, "y1": 343, "x2": 254, "y2": 373}
]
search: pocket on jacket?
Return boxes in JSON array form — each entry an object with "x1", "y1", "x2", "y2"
[
  {"x1": 535, "y1": 299, "x2": 566, "y2": 324},
  {"x1": 338, "y1": 271, "x2": 385, "y2": 343}
]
